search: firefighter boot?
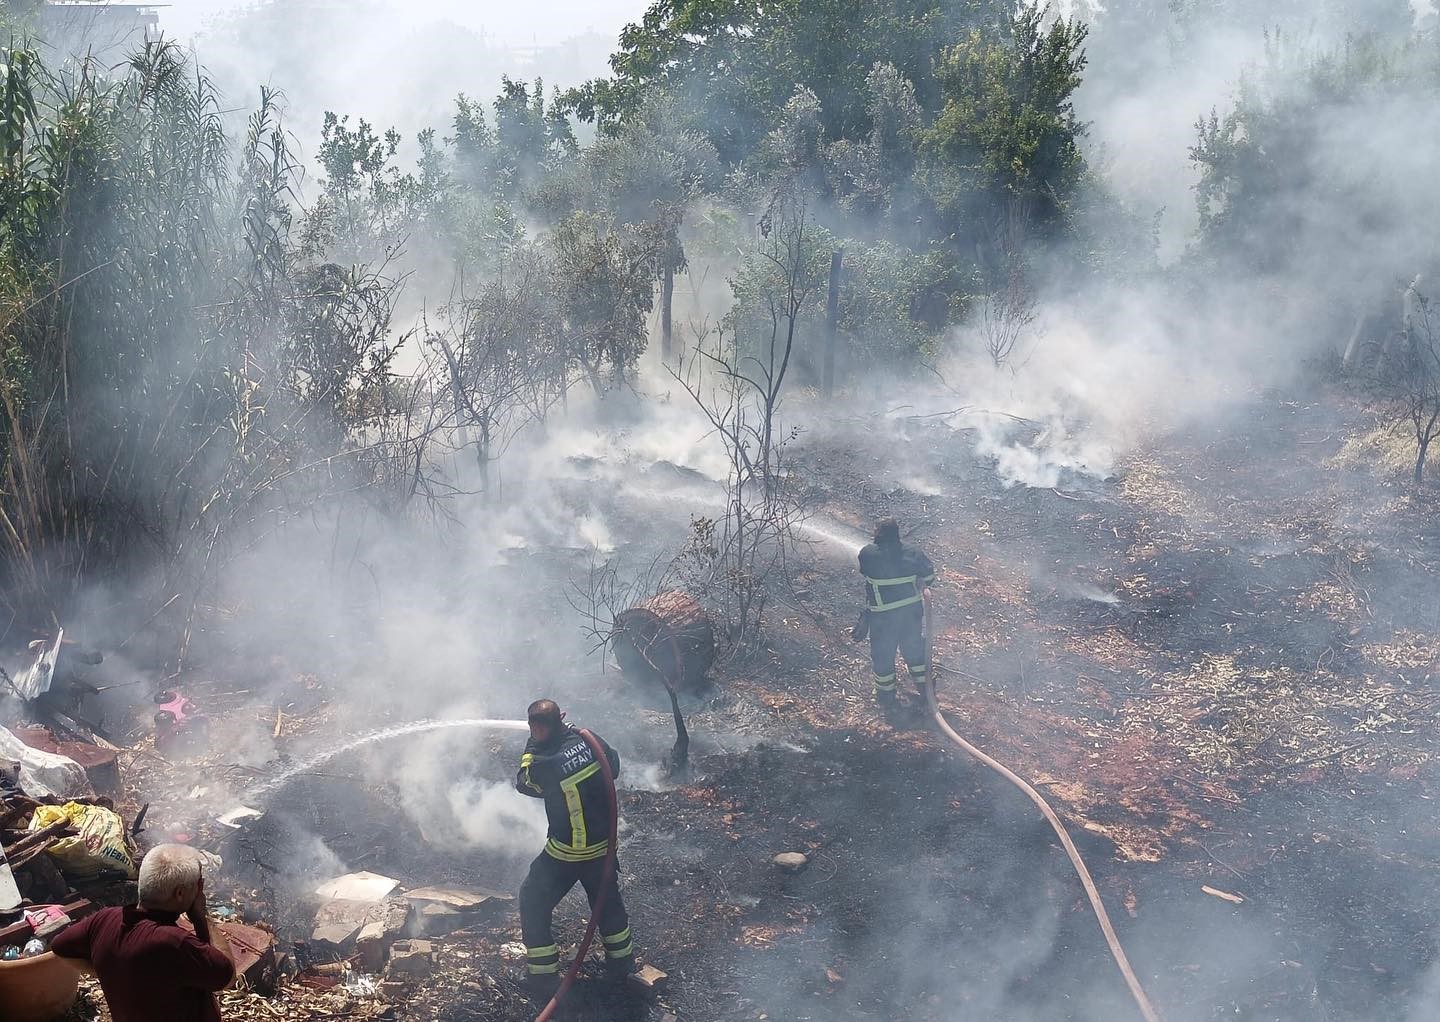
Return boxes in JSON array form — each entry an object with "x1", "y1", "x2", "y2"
[
  {"x1": 874, "y1": 672, "x2": 899, "y2": 708},
  {"x1": 878, "y1": 690, "x2": 917, "y2": 726},
  {"x1": 524, "y1": 971, "x2": 561, "y2": 998},
  {"x1": 908, "y1": 660, "x2": 933, "y2": 702},
  {"x1": 606, "y1": 954, "x2": 639, "y2": 981}
]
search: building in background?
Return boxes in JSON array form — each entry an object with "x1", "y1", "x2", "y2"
[{"x1": 37, "y1": 2, "x2": 164, "y2": 67}]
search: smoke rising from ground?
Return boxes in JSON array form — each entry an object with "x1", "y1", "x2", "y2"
[
  {"x1": 8, "y1": 1, "x2": 1440, "y2": 1018},
  {"x1": 925, "y1": 5, "x2": 1440, "y2": 490}
]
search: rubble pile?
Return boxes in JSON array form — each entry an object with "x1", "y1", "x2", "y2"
[
  {"x1": 0, "y1": 720, "x2": 141, "y2": 1022},
  {"x1": 1, "y1": 724, "x2": 141, "y2": 936},
  {"x1": 0, "y1": 714, "x2": 540, "y2": 1022}
]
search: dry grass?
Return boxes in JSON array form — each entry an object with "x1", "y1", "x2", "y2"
[{"x1": 1326, "y1": 423, "x2": 1417, "y2": 481}]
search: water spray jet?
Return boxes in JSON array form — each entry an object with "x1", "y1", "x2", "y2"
[{"x1": 244, "y1": 718, "x2": 529, "y2": 803}]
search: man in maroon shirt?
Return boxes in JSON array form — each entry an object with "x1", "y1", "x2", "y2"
[{"x1": 51, "y1": 843, "x2": 235, "y2": 1022}]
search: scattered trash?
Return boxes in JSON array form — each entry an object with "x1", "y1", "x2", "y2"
[
  {"x1": 403, "y1": 884, "x2": 511, "y2": 937},
  {"x1": 214, "y1": 805, "x2": 264, "y2": 829},
  {"x1": 153, "y1": 690, "x2": 208, "y2": 755},
  {"x1": 314, "y1": 870, "x2": 399, "y2": 904},
  {"x1": 1200, "y1": 885, "x2": 1245, "y2": 904},
  {"x1": 0, "y1": 728, "x2": 89, "y2": 798},
  {"x1": 627, "y1": 963, "x2": 669, "y2": 993},
  {"x1": 9, "y1": 727, "x2": 119, "y2": 797},
  {"x1": 12, "y1": 630, "x2": 63, "y2": 701},
  {"x1": 402, "y1": 884, "x2": 508, "y2": 909},
  {"x1": 296, "y1": 967, "x2": 344, "y2": 990},
  {"x1": 0, "y1": 844, "x2": 18, "y2": 914},
  {"x1": 342, "y1": 971, "x2": 379, "y2": 996},
  {"x1": 312, "y1": 898, "x2": 387, "y2": 946},
  {"x1": 29, "y1": 802, "x2": 136, "y2": 879},
  {"x1": 179, "y1": 917, "x2": 278, "y2": 994},
  {"x1": 354, "y1": 899, "x2": 409, "y2": 970},
  {"x1": 384, "y1": 938, "x2": 434, "y2": 980},
  {"x1": 22, "y1": 906, "x2": 71, "y2": 939}
]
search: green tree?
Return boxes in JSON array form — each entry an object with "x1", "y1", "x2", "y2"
[
  {"x1": 548, "y1": 211, "x2": 658, "y2": 392},
  {"x1": 827, "y1": 63, "x2": 925, "y2": 221},
  {"x1": 564, "y1": 0, "x2": 1002, "y2": 166},
  {"x1": 920, "y1": 7, "x2": 1089, "y2": 238},
  {"x1": 491, "y1": 76, "x2": 577, "y2": 200},
  {"x1": 314, "y1": 113, "x2": 442, "y2": 258},
  {"x1": 0, "y1": 42, "x2": 415, "y2": 624},
  {"x1": 1190, "y1": 32, "x2": 1438, "y2": 281},
  {"x1": 538, "y1": 93, "x2": 719, "y2": 359}
]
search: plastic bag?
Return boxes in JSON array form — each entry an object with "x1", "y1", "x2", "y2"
[
  {"x1": 29, "y1": 802, "x2": 136, "y2": 879},
  {"x1": 0, "y1": 727, "x2": 90, "y2": 798}
]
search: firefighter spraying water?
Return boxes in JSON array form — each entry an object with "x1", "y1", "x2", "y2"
[
  {"x1": 514, "y1": 699, "x2": 639, "y2": 1002},
  {"x1": 854, "y1": 518, "x2": 937, "y2": 718}
]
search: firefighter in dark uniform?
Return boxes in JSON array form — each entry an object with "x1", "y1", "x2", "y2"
[
  {"x1": 857, "y1": 518, "x2": 936, "y2": 710},
  {"x1": 515, "y1": 699, "x2": 637, "y2": 990}
]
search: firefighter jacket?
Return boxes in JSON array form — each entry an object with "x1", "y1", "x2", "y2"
[
  {"x1": 858, "y1": 539, "x2": 936, "y2": 613},
  {"x1": 516, "y1": 726, "x2": 621, "y2": 862}
]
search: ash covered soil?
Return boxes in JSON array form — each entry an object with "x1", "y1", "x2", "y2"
[{"x1": 105, "y1": 379, "x2": 1440, "y2": 1022}]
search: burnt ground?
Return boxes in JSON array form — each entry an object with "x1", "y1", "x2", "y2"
[{"x1": 90, "y1": 376, "x2": 1440, "y2": 1022}]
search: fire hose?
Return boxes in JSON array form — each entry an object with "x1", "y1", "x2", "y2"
[
  {"x1": 534, "y1": 607, "x2": 1160, "y2": 1019},
  {"x1": 534, "y1": 727, "x2": 620, "y2": 1022},
  {"x1": 921, "y1": 593, "x2": 1163, "y2": 1022}
]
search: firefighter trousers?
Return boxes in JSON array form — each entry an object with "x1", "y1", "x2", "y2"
[
  {"x1": 519, "y1": 851, "x2": 634, "y2": 974},
  {"x1": 868, "y1": 603, "x2": 928, "y2": 698}
]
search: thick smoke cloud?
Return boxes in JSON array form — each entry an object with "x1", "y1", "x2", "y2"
[
  {"x1": 177, "y1": 1, "x2": 619, "y2": 160},
  {"x1": 925, "y1": 1, "x2": 1440, "y2": 488},
  {"x1": 14, "y1": 1, "x2": 1438, "y2": 1018}
]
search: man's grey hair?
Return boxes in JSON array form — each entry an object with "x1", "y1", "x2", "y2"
[{"x1": 138, "y1": 843, "x2": 202, "y2": 908}]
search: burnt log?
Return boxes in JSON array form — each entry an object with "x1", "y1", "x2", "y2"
[{"x1": 611, "y1": 591, "x2": 715, "y2": 693}]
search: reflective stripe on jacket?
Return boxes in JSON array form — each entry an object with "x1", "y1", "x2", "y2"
[
  {"x1": 858, "y1": 540, "x2": 936, "y2": 612},
  {"x1": 516, "y1": 727, "x2": 621, "y2": 861}
]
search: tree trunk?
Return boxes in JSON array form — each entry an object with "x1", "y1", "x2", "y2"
[
  {"x1": 1418, "y1": 418, "x2": 1438, "y2": 488},
  {"x1": 661, "y1": 265, "x2": 674, "y2": 362},
  {"x1": 434, "y1": 335, "x2": 476, "y2": 487},
  {"x1": 823, "y1": 249, "x2": 843, "y2": 398},
  {"x1": 478, "y1": 416, "x2": 492, "y2": 502},
  {"x1": 1341, "y1": 313, "x2": 1365, "y2": 369}
]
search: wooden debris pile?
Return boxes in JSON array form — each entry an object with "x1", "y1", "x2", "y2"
[{"x1": 1, "y1": 790, "x2": 138, "y2": 914}]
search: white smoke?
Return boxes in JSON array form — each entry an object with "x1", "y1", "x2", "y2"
[{"x1": 441, "y1": 779, "x2": 549, "y2": 856}]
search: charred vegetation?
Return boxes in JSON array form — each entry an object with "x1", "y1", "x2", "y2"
[{"x1": 3, "y1": 2, "x2": 1440, "y2": 1022}]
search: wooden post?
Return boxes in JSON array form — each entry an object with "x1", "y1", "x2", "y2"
[
  {"x1": 661, "y1": 264, "x2": 675, "y2": 361},
  {"x1": 823, "y1": 249, "x2": 843, "y2": 398}
]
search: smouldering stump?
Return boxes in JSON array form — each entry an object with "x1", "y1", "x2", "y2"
[
  {"x1": 611, "y1": 590, "x2": 714, "y2": 773},
  {"x1": 611, "y1": 590, "x2": 716, "y2": 693}
]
